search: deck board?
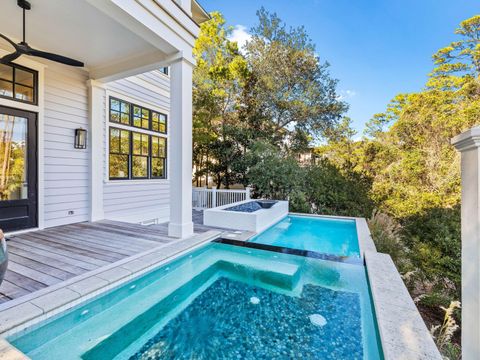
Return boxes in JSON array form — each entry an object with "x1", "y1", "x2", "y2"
[
  {"x1": 7, "y1": 253, "x2": 75, "y2": 280},
  {"x1": 0, "y1": 217, "x2": 216, "y2": 302},
  {"x1": 19, "y1": 233, "x2": 124, "y2": 262},
  {"x1": 7, "y1": 242, "x2": 98, "y2": 272},
  {"x1": 49, "y1": 227, "x2": 152, "y2": 252}
]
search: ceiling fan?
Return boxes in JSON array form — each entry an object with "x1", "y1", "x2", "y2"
[{"x1": 0, "y1": 0, "x2": 84, "y2": 67}]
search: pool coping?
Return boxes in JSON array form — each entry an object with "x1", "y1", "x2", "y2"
[
  {"x1": 365, "y1": 251, "x2": 442, "y2": 360},
  {"x1": 0, "y1": 230, "x2": 222, "y2": 359}
]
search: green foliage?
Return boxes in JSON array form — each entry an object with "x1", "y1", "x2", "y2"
[
  {"x1": 245, "y1": 142, "x2": 373, "y2": 216},
  {"x1": 430, "y1": 301, "x2": 462, "y2": 360},
  {"x1": 367, "y1": 211, "x2": 407, "y2": 269},
  {"x1": 429, "y1": 15, "x2": 480, "y2": 90},
  {"x1": 403, "y1": 206, "x2": 461, "y2": 293},
  {"x1": 192, "y1": 12, "x2": 249, "y2": 188},
  {"x1": 245, "y1": 8, "x2": 347, "y2": 141},
  {"x1": 246, "y1": 142, "x2": 306, "y2": 204},
  {"x1": 418, "y1": 292, "x2": 452, "y2": 309},
  {"x1": 304, "y1": 160, "x2": 373, "y2": 218},
  {"x1": 192, "y1": 9, "x2": 347, "y2": 188}
]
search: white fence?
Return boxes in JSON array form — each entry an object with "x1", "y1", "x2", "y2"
[{"x1": 192, "y1": 187, "x2": 251, "y2": 209}]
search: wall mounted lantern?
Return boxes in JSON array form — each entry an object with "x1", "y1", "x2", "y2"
[{"x1": 74, "y1": 128, "x2": 87, "y2": 149}]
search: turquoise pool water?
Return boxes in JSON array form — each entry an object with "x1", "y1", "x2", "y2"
[
  {"x1": 249, "y1": 215, "x2": 360, "y2": 257},
  {"x1": 9, "y1": 243, "x2": 382, "y2": 359}
]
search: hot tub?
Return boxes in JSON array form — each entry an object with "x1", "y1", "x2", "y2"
[{"x1": 204, "y1": 200, "x2": 289, "y2": 233}]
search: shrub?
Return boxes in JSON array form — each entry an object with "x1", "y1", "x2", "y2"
[
  {"x1": 402, "y1": 206, "x2": 461, "y2": 297},
  {"x1": 367, "y1": 210, "x2": 408, "y2": 270},
  {"x1": 304, "y1": 160, "x2": 374, "y2": 218},
  {"x1": 430, "y1": 301, "x2": 461, "y2": 360}
]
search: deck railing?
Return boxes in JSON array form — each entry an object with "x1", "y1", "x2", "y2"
[{"x1": 192, "y1": 187, "x2": 251, "y2": 209}]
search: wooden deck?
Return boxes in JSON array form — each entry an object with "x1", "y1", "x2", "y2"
[{"x1": 0, "y1": 214, "x2": 212, "y2": 303}]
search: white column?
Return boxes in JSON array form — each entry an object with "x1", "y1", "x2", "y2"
[
  {"x1": 87, "y1": 80, "x2": 105, "y2": 222},
  {"x1": 168, "y1": 58, "x2": 194, "y2": 238},
  {"x1": 452, "y1": 127, "x2": 480, "y2": 360}
]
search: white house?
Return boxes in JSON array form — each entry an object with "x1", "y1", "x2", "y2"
[{"x1": 0, "y1": 0, "x2": 209, "y2": 238}]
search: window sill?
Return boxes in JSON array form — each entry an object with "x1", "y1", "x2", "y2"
[{"x1": 104, "y1": 179, "x2": 168, "y2": 186}]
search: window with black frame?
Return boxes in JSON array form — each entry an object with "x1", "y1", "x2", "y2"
[
  {"x1": 110, "y1": 98, "x2": 130, "y2": 125},
  {"x1": 151, "y1": 136, "x2": 167, "y2": 178},
  {"x1": 108, "y1": 97, "x2": 167, "y2": 180},
  {"x1": 109, "y1": 128, "x2": 130, "y2": 179},
  {"x1": 152, "y1": 111, "x2": 167, "y2": 133},
  {"x1": 0, "y1": 63, "x2": 37, "y2": 104},
  {"x1": 132, "y1": 132, "x2": 149, "y2": 178},
  {"x1": 133, "y1": 105, "x2": 150, "y2": 130}
]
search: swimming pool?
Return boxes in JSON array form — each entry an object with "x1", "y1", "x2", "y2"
[
  {"x1": 8, "y1": 242, "x2": 382, "y2": 359},
  {"x1": 249, "y1": 215, "x2": 360, "y2": 257}
]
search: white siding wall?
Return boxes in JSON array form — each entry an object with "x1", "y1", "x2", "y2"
[
  {"x1": 103, "y1": 70, "x2": 171, "y2": 224},
  {"x1": 43, "y1": 65, "x2": 90, "y2": 227}
]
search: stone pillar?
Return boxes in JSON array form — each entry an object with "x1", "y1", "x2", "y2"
[
  {"x1": 452, "y1": 126, "x2": 480, "y2": 360},
  {"x1": 168, "y1": 58, "x2": 194, "y2": 238},
  {"x1": 87, "y1": 80, "x2": 105, "y2": 222}
]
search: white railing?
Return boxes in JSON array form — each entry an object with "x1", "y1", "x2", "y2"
[{"x1": 192, "y1": 186, "x2": 251, "y2": 209}]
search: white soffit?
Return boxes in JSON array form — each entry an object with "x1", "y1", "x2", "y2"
[{"x1": 0, "y1": 0, "x2": 166, "y2": 71}]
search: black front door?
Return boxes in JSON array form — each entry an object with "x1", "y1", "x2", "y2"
[{"x1": 0, "y1": 106, "x2": 37, "y2": 232}]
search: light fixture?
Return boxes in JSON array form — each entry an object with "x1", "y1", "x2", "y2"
[{"x1": 74, "y1": 128, "x2": 87, "y2": 149}]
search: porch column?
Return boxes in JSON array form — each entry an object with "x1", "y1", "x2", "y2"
[
  {"x1": 168, "y1": 58, "x2": 194, "y2": 238},
  {"x1": 452, "y1": 127, "x2": 480, "y2": 360},
  {"x1": 87, "y1": 80, "x2": 105, "y2": 222}
]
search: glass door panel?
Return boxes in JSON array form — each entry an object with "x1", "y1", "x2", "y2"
[
  {"x1": 0, "y1": 114, "x2": 28, "y2": 201},
  {"x1": 0, "y1": 107, "x2": 37, "y2": 232}
]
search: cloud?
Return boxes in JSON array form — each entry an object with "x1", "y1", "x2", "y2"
[
  {"x1": 337, "y1": 89, "x2": 357, "y2": 100},
  {"x1": 229, "y1": 25, "x2": 252, "y2": 52}
]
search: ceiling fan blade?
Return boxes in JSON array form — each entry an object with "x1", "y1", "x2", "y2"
[
  {"x1": 28, "y1": 49, "x2": 84, "y2": 67},
  {"x1": 0, "y1": 33, "x2": 19, "y2": 50},
  {"x1": 0, "y1": 52, "x2": 22, "y2": 64}
]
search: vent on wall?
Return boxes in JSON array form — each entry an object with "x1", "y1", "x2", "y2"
[{"x1": 140, "y1": 218, "x2": 159, "y2": 226}]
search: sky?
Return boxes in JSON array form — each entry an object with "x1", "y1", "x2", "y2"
[{"x1": 203, "y1": 0, "x2": 479, "y2": 135}]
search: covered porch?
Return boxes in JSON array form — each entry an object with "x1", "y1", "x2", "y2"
[{"x1": 0, "y1": 0, "x2": 208, "y2": 238}]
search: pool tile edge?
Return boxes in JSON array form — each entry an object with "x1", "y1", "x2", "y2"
[
  {"x1": 0, "y1": 338, "x2": 30, "y2": 360},
  {"x1": 365, "y1": 250, "x2": 442, "y2": 360}
]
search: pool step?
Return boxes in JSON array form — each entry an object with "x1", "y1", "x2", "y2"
[
  {"x1": 217, "y1": 259, "x2": 301, "y2": 291},
  {"x1": 82, "y1": 260, "x2": 301, "y2": 360}
]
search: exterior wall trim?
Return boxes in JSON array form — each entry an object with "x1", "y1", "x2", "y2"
[{"x1": 88, "y1": 80, "x2": 107, "y2": 222}]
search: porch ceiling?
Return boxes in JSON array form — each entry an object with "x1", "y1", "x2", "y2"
[{"x1": 0, "y1": 0, "x2": 182, "y2": 81}]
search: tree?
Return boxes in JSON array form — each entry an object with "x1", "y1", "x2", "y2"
[
  {"x1": 429, "y1": 15, "x2": 480, "y2": 90},
  {"x1": 246, "y1": 141, "x2": 306, "y2": 203},
  {"x1": 244, "y1": 8, "x2": 347, "y2": 144},
  {"x1": 318, "y1": 15, "x2": 480, "y2": 303},
  {"x1": 192, "y1": 9, "x2": 349, "y2": 188},
  {"x1": 192, "y1": 12, "x2": 248, "y2": 187}
]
